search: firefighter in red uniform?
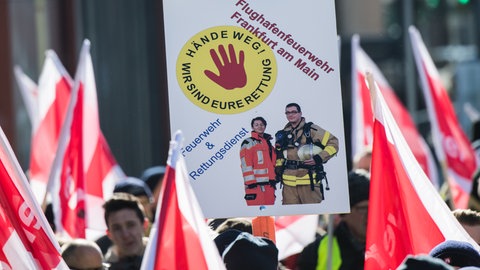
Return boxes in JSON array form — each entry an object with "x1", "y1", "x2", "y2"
[{"x1": 240, "y1": 116, "x2": 277, "y2": 206}]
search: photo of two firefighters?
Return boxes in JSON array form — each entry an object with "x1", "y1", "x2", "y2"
[{"x1": 240, "y1": 124, "x2": 329, "y2": 206}]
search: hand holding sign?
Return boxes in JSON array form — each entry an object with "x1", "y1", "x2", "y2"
[{"x1": 204, "y1": 44, "x2": 247, "y2": 90}]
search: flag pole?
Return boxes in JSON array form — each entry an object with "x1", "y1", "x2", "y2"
[{"x1": 326, "y1": 214, "x2": 334, "y2": 270}]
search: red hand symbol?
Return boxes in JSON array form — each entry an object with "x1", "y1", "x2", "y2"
[{"x1": 204, "y1": 44, "x2": 247, "y2": 90}]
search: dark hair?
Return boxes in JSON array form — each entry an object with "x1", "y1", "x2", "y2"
[
  {"x1": 286, "y1": 103, "x2": 301, "y2": 112},
  {"x1": 348, "y1": 169, "x2": 370, "y2": 207},
  {"x1": 103, "y1": 193, "x2": 145, "y2": 227},
  {"x1": 251, "y1": 116, "x2": 267, "y2": 128}
]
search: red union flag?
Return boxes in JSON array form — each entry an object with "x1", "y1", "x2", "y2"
[
  {"x1": 141, "y1": 131, "x2": 225, "y2": 270},
  {"x1": 49, "y1": 40, "x2": 124, "y2": 239},
  {"x1": 0, "y1": 126, "x2": 68, "y2": 269},
  {"x1": 364, "y1": 73, "x2": 477, "y2": 269},
  {"x1": 409, "y1": 26, "x2": 478, "y2": 208},
  {"x1": 29, "y1": 51, "x2": 72, "y2": 205},
  {"x1": 351, "y1": 34, "x2": 439, "y2": 187}
]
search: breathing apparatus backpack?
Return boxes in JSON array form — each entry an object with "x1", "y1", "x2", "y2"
[{"x1": 275, "y1": 122, "x2": 330, "y2": 198}]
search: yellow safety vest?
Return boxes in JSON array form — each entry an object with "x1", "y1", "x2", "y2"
[{"x1": 316, "y1": 236, "x2": 342, "y2": 270}]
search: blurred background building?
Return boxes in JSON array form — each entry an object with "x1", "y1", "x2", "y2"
[{"x1": 0, "y1": 0, "x2": 479, "y2": 175}]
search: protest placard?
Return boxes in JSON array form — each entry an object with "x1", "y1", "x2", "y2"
[{"x1": 163, "y1": 0, "x2": 348, "y2": 217}]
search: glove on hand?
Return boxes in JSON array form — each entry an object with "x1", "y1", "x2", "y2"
[{"x1": 313, "y1": 154, "x2": 323, "y2": 165}]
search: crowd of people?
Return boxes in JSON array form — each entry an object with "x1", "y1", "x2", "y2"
[
  {"x1": 232, "y1": 101, "x2": 480, "y2": 269},
  {"x1": 53, "y1": 102, "x2": 480, "y2": 269},
  {"x1": 207, "y1": 167, "x2": 480, "y2": 269}
]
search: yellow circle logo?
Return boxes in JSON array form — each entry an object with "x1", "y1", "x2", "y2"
[{"x1": 176, "y1": 26, "x2": 277, "y2": 114}]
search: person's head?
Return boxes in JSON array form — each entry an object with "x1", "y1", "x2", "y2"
[
  {"x1": 429, "y1": 240, "x2": 480, "y2": 268},
  {"x1": 251, "y1": 117, "x2": 267, "y2": 135},
  {"x1": 214, "y1": 229, "x2": 279, "y2": 270},
  {"x1": 453, "y1": 209, "x2": 480, "y2": 245},
  {"x1": 353, "y1": 146, "x2": 372, "y2": 172},
  {"x1": 285, "y1": 103, "x2": 302, "y2": 125},
  {"x1": 114, "y1": 177, "x2": 154, "y2": 222},
  {"x1": 208, "y1": 218, "x2": 228, "y2": 231},
  {"x1": 103, "y1": 192, "x2": 147, "y2": 258},
  {"x1": 61, "y1": 238, "x2": 106, "y2": 270},
  {"x1": 140, "y1": 165, "x2": 165, "y2": 196},
  {"x1": 396, "y1": 255, "x2": 454, "y2": 270},
  {"x1": 215, "y1": 218, "x2": 253, "y2": 234},
  {"x1": 342, "y1": 169, "x2": 370, "y2": 243}
]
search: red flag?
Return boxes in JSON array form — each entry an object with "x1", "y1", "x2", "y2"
[
  {"x1": 274, "y1": 215, "x2": 318, "y2": 260},
  {"x1": 409, "y1": 26, "x2": 478, "y2": 208},
  {"x1": 141, "y1": 131, "x2": 225, "y2": 270},
  {"x1": 0, "y1": 125, "x2": 69, "y2": 269},
  {"x1": 351, "y1": 34, "x2": 439, "y2": 188},
  {"x1": 13, "y1": 66, "x2": 39, "y2": 128},
  {"x1": 49, "y1": 40, "x2": 124, "y2": 239},
  {"x1": 77, "y1": 41, "x2": 125, "y2": 238},
  {"x1": 364, "y1": 73, "x2": 477, "y2": 269},
  {"x1": 29, "y1": 51, "x2": 72, "y2": 205}
]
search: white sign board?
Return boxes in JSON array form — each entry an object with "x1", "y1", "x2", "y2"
[{"x1": 163, "y1": 0, "x2": 349, "y2": 218}]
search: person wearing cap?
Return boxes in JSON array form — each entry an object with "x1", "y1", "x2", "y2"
[
  {"x1": 396, "y1": 255, "x2": 454, "y2": 270},
  {"x1": 113, "y1": 177, "x2": 155, "y2": 222},
  {"x1": 214, "y1": 229, "x2": 279, "y2": 270},
  {"x1": 140, "y1": 165, "x2": 166, "y2": 209},
  {"x1": 429, "y1": 239, "x2": 480, "y2": 268},
  {"x1": 274, "y1": 102, "x2": 339, "y2": 204},
  {"x1": 297, "y1": 169, "x2": 370, "y2": 270},
  {"x1": 140, "y1": 165, "x2": 166, "y2": 193}
]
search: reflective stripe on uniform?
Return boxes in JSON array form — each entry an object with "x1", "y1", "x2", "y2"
[
  {"x1": 253, "y1": 168, "x2": 268, "y2": 175},
  {"x1": 243, "y1": 175, "x2": 256, "y2": 182},
  {"x1": 324, "y1": 145, "x2": 337, "y2": 155},
  {"x1": 254, "y1": 176, "x2": 270, "y2": 183},
  {"x1": 282, "y1": 174, "x2": 312, "y2": 186},
  {"x1": 257, "y1": 151, "x2": 264, "y2": 164},
  {"x1": 321, "y1": 131, "x2": 331, "y2": 147},
  {"x1": 240, "y1": 157, "x2": 253, "y2": 174},
  {"x1": 317, "y1": 236, "x2": 341, "y2": 270}
]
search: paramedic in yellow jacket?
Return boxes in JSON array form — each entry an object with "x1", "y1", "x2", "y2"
[
  {"x1": 275, "y1": 103, "x2": 339, "y2": 205},
  {"x1": 240, "y1": 116, "x2": 277, "y2": 206}
]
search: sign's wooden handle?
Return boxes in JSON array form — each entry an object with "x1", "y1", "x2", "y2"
[{"x1": 252, "y1": 216, "x2": 276, "y2": 243}]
